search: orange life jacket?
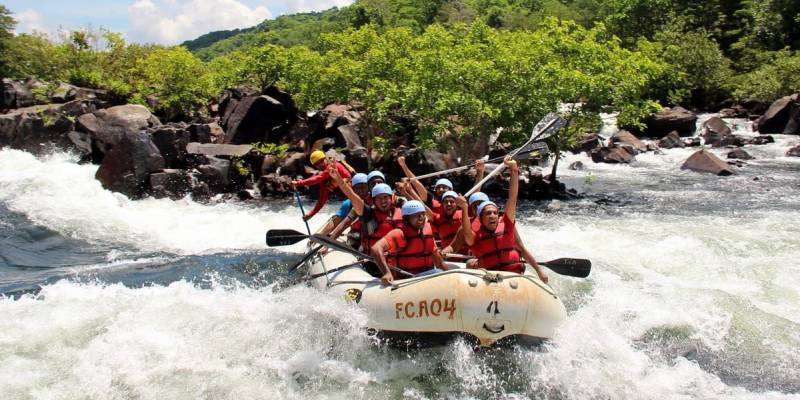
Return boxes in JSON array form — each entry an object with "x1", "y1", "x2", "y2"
[
  {"x1": 433, "y1": 209, "x2": 462, "y2": 248},
  {"x1": 361, "y1": 207, "x2": 403, "y2": 252},
  {"x1": 469, "y1": 216, "x2": 523, "y2": 274},
  {"x1": 388, "y1": 223, "x2": 435, "y2": 273}
]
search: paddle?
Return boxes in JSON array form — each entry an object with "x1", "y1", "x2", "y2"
[
  {"x1": 266, "y1": 229, "x2": 309, "y2": 246},
  {"x1": 465, "y1": 113, "x2": 566, "y2": 196},
  {"x1": 443, "y1": 253, "x2": 591, "y2": 278},
  {"x1": 413, "y1": 142, "x2": 550, "y2": 180},
  {"x1": 294, "y1": 191, "x2": 312, "y2": 235}
]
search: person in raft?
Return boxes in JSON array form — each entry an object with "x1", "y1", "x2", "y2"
[
  {"x1": 291, "y1": 150, "x2": 353, "y2": 221},
  {"x1": 371, "y1": 200, "x2": 449, "y2": 285},
  {"x1": 462, "y1": 156, "x2": 530, "y2": 275}
]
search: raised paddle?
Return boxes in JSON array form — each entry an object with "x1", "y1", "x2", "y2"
[
  {"x1": 413, "y1": 142, "x2": 550, "y2": 180},
  {"x1": 443, "y1": 253, "x2": 591, "y2": 278},
  {"x1": 465, "y1": 113, "x2": 567, "y2": 196}
]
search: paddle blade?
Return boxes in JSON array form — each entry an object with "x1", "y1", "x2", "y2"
[
  {"x1": 530, "y1": 113, "x2": 568, "y2": 142},
  {"x1": 540, "y1": 258, "x2": 591, "y2": 278},
  {"x1": 514, "y1": 142, "x2": 550, "y2": 160},
  {"x1": 266, "y1": 229, "x2": 308, "y2": 246}
]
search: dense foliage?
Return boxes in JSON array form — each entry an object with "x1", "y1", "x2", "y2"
[{"x1": 1, "y1": 0, "x2": 799, "y2": 150}]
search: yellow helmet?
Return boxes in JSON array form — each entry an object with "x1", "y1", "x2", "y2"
[{"x1": 309, "y1": 150, "x2": 326, "y2": 165}]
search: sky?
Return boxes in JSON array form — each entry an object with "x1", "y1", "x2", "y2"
[{"x1": 3, "y1": 0, "x2": 354, "y2": 45}]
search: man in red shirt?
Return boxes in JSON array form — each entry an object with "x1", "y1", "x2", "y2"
[{"x1": 291, "y1": 150, "x2": 353, "y2": 221}]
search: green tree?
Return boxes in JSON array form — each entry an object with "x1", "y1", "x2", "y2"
[
  {"x1": 135, "y1": 47, "x2": 214, "y2": 120},
  {"x1": 0, "y1": 5, "x2": 15, "y2": 78}
]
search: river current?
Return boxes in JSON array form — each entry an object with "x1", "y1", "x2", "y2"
[{"x1": 1, "y1": 116, "x2": 799, "y2": 399}]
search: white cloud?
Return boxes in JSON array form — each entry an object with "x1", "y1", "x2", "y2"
[
  {"x1": 277, "y1": 0, "x2": 354, "y2": 13},
  {"x1": 13, "y1": 9, "x2": 47, "y2": 35},
  {"x1": 128, "y1": 0, "x2": 273, "y2": 45}
]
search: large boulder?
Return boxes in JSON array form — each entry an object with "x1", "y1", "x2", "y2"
[
  {"x1": 148, "y1": 169, "x2": 193, "y2": 199},
  {"x1": 754, "y1": 94, "x2": 800, "y2": 135},
  {"x1": 95, "y1": 131, "x2": 166, "y2": 198},
  {"x1": 787, "y1": 143, "x2": 800, "y2": 157},
  {"x1": 610, "y1": 130, "x2": 647, "y2": 153},
  {"x1": 681, "y1": 149, "x2": 733, "y2": 175},
  {"x1": 573, "y1": 133, "x2": 604, "y2": 155},
  {"x1": 76, "y1": 104, "x2": 161, "y2": 160},
  {"x1": 150, "y1": 123, "x2": 191, "y2": 169},
  {"x1": 1, "y1": 78, "x2": 34, "y2": 109},
  {"x1": 0, "y1": 104, "x2": 75, "y2": 153},
  {"x1": 643, "y1": 107, "x2": 698, "y2": 138},
  {"x1": 657, "y1": 131, "x2": 685, "y2": 149},
  {"x1": 702, "y1": 116, "x2": 734, "y2": 147},
  {"x1": 220, "y1": 93, "x2": 299, "y2": 145},
  {"x1": 197, "y1": 156, "x2": 232, "y2": 192},
  {"x1": 590, "y1": 147, "x2": 634, "y2": 163}
]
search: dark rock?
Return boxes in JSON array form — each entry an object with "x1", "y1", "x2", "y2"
[
  {"x1": 149, "y1": 169, "x2": 193, "y2": 199},
  {"x1": 657, "y1": 131, "x2": 685, "y2": 149},
  {"x1": 66, "y1": 130, "x2": 92, "y2": 155},
  {"x1": 343, "y1": 146, "x2": 370, "y2": 173},
  {"x1": 187, "y1": 122, "x2": 223, "y2": 144},
  {"x1": 196, "y1": 156, "x2": 232, "y2": 192},
  {"x1": 568, "y1": 161, "x2": 584, "y2": 170},
  {"x1": 643, "y1": 107, "x2": 697, "y2": 138},
  {"x1": 221, "y1": 94, "x2": 299, "y2": 144},
  {"x1": 727, "y1": 148, "x2": 753, "y2": 160},
  {"x1": 787, "y1": 144, "x2": 800, "y2": 157},
  {"x1": 1, "y1": 78, "x2": 34, "y2": 109},
  {"x1": 185, "y1": 143, "x2": 251, "y2": 157},
  {"x1": 754, "y1": 94, "x2": 800, "y2": 135},
  {"x1": 311, "y1": 137, "x2": 336, "y2": 152},
  {"x1": 684, "y1": 137, "x2": 702, "y2": 147},
  {"x1": 218, "y1": 87, "x2": 259, "y2": 128},
  {"x1": 76, "y1": 104, "x2": 161, "y2": 160},
  {"x1": 590, "y1": 147, "x2": 634, "y2": 163},
  {"x1": 237, "y1": 189, "x2": 256, "y2": 200},
  {"x1": 574, "y1": 133, "x2": 603, "y2": 154},
  {"x1": 51, "y1": 83, "x2": 77, "y2": 103},
  {"x1": 748, "y1": 135, "x2": 774, "y2": 145},
  {"x1": 150, "y1": 124, "x2": 191, "y2": 169},
  {"x1": 280, "y1": 152, "x2": 308, "y2": 178},
  {"x1": 258, "y1": 173, "x2": 293, "y2": 196},
  {"x1": 260, "y1": 154, "x2": 280, "y2": 175},
  {"x1": 0, "y1": 104, "x2": 75, "y2": 153},
  {"x1": 95, "y1": 131, "x2": 165, "y2": 198},
  {"x1": 718, "y1": 106, "x2": 747, "y2": 118},
  {"x1": 681, "y1": 149, "x2": 733, "y2": 175},
  {"x1": 702, "y1": 117, "x2": 734, "y2": 147},
  {"x1": 610, "y1": 130, "x2": 647, "y2": 153}
]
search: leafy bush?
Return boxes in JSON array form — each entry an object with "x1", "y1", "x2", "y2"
[{"x1": 732, "y1": 49, "x2": 800, "y2": 102}]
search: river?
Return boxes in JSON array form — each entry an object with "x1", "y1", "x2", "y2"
[{"x1": 1, "y1": 116, "x2": 799, "y2": 399}]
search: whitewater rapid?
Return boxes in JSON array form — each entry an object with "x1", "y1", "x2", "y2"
[{"x1": 1, "y1": 117, "x2": 799, "y2": 399}]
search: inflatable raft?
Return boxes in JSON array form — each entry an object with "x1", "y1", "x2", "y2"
[{"x1": 302, "y1": 249, "x2": 567, "y2": 347}]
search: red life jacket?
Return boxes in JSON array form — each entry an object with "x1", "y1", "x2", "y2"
[
  {"x1": 388, "y1": 222, "x2": 435, "y2": 273},
  {"x1": 469, "y1": 215, "x2": 523, "y2": 274},
  {"x1": 431, "y1": 198, "x2": 442, "y2": 215},
  {"x1": 361, "y1": 207, "x2": 403, "y2": 251},
  {"x1": 433, "y1": 209, "x2": 462, "y2": 248}
]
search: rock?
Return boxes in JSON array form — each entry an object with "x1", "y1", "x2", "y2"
[
  {"x1": 187, "y1": 122, "x2": 224, "y2": 144},
  {"x1": 343, "y1": 146, "x2": 370, "y2": 173},
  {"x1": 51, "y1": 83, "x2": 77, "y2": 103},
  {"x1": 754, "y1": 94, "x2": 800, "y2": 135},
  {"x1": 76, "y1": 104, "x2": 161, "y2": 159},
  {"x1": 0, "y1": 104, "x2": 75, "y2": 153},
  {"x1": 221, "y1": 94, "x2": 299, "y2": 144},
  {"x1": 787, "y1": 144, "x2": 800, "y2": 157},
  {"x1": 257, "y1": 173, "x2": 293, "y2": 196},
  {"x1": 568, "y1": 161, "x2": 584, "y2": 170},
  {"x1": 702, "y1": 117, "x2": 735, "y2": 147},
  {"x1": 149, "y1": 169, "x2": 193, "y2": 199},
  {"x1": 150, "y1": 124, "x2": 191, "y2": 169},
  {"x1": 727, "y1": 148, "x2": 753, "y2": 160},
  {"x1": 574, "y1": 133, "x2": 603, "y2": 154},
  {"x1": 311, "y1": 137, "x2": 336, "y2": 152},
  {"x1": 643, "y1": 107, "x2": 697, "y2": 138},
  {"x1": 748, "y1": 135, "x2": 774, "y2": 145},
  {"x1": 657, "y1": 131, "x2": 685, "y2": 149},
  {"x1": 718, "y1": 106, "x2": 747, "y2": 118},
  {"x1": 196, "y1": 156, "x2": 232, "y2": 192},
  {"x1": 1, "y1": 78, "x2": 34, "y2": 109},
  {"x1": 681, "y1": 149, "x2": 733, "y2": 175},
  {"x1": 279, "y1": 152, "x2": 308, "y2": 178},
  {"x1": 66, "y1": 130, "x2": 92, "y2": 156},
  {"x1": 185, "y1": 143, "x2": 252, "y2": 157},
  {"x1": 683, "y1": 137, "x2": 702, "y2": 147},
  {"x1": 590, "y1": 147, "x2": 634, "y2": 163},
  {"x1": 337, "y1": 123, "x2": 364, "y2": 151},
  {"x1": 95, "y1": 131, "x2": 166, "y2": 198},
  {"x1": 218, "y1": 86, "x2": 259, "y2": 128},
  {"x1": 260, "y1": 154, "x2": 280, "y2": 175},
  {"x1": 610, "y1": 130, "x2": 647, "y2": 153}
]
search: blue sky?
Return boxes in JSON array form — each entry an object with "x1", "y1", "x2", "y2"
[{"x1": 4, "y1": 0, "x2": 354, "y2": 45}]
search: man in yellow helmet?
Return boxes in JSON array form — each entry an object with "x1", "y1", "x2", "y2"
[{"x1": 291, "y1": 150, "x2": 354, "y2": 221}]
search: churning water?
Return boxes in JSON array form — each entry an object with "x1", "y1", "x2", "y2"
[{"x1": 1, "y1": 117, "x2": 799, "y2": 399}]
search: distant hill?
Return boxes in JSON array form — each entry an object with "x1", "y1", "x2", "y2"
[{"x1": 181, "y1": 28, "x2": 254, "y2": 53}]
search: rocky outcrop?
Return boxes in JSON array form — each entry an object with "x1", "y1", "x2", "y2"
[
  {"x1": 643, "y1": 107, "x2": 697, "y2": 138},
  {"x1": 76, "y1": 104, "x2": 161, "y2": 161},
  {"x1": 95, "y1": 131, "x2": 166, "y2": 198},
  {"x1": 754, "y1": 94, "x2": 800, "y2": 135},
  {"x1": 1, "y1": 78, "x2": 34, "y2": 109},
  {"x1": 219, "y1": 88, "x2": 299, "y2": 144},
  {"x1": 681, "y1": 149, "x2": 733, "y2": 175}
]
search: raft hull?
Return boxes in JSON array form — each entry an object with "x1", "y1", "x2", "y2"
[{"x1": 305, "y1": 251, "x2": 567, "y2": 347}]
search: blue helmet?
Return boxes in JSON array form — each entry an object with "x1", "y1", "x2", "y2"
[
  {"x1": 435, "y1": 178, "x2": 453, "y2": 190},
  {"x1": 371, "y1": 183, "x2": 393, "y2": 198},
  {"x1": 367, "y1": 171, "x2": 385, "y2": 182},
  {"x1": 476, "y1": 201, "x2": 498, "y2": 216},
  {"x1": 401, "y1": 200, "x2": 426, "y2": 216},
  {"x1": 441, "y1": 190, "x2": 458, "y2": 200},
  {"x1": 351, "y1": 173, "x2": 368, "y2": 186},
  {"x1": 468, "y1": 192, "x2": 489, "y2": 206}
]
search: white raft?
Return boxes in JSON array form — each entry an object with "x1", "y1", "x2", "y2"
[{"x1": 303, "y1": 250, "x2": 567, "y2": 347}]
